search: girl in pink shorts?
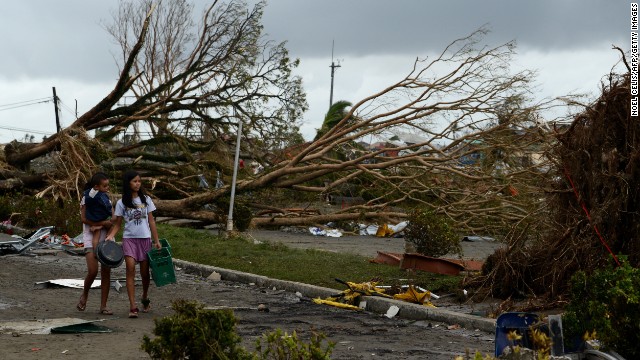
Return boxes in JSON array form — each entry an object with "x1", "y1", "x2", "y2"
[{"x1": 105, "y1": 170, "x2": 161, "y2": 318}]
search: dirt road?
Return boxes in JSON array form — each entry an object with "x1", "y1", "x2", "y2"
[{"x1": 0, "y1": 246, "x2": 495, "y2": 360}]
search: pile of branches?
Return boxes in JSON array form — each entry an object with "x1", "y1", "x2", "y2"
[{"x1": 471, "y1": 66, "x2": 639, "y2": 301}]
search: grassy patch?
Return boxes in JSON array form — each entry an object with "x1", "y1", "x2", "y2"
[{"x1": 159, "y1": 224, "x2": 461, "y2": 293}]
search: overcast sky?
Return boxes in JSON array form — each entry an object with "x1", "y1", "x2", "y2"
[{"x1": 0, "y1": 1, "x2": 630, "y2": 144}]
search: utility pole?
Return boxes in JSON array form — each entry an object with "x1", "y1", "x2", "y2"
[
  {"x1": 52, "y1": 87, "x2": 61, "y2": 133},
  {"x1": 329, "y1": 40, "x2": 341, "y2": 107},
  {"x1": 226, "y1": 109, "x2": 243, "y2": 232}
]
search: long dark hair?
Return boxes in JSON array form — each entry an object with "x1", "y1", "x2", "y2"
[
  {"x1": 122, "y1": 170, "x2": 148, "y2": 209},
  {"x1": 84, "y1": 172, "x2": 109, "y2": 191}
]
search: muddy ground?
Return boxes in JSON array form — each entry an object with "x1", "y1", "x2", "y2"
[{"x1": 0, "y1": 230, "x2": 499, "y2": 360}]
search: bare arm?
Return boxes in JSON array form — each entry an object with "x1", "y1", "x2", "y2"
[
  {"x1": 80, "y1": 204, "x2": 111, "y2": 227},
  {"x1": 148, "y1": 212, "x2": 161, "y2": 249},
  {"x1": 104, "y1": 216, "x2": 123, "y2": 241}
]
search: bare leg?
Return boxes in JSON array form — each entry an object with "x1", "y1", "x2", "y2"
[
  {"x1": 99, "y1": 264, "x2": 112, "y2": 314},
  {"x1": 140, "y1": 260, "x2": 151, "y2": 312},
  {"x1": 79, "y1": 251, "x2": 99, "y2": 310},
  {"x1": 90, "y1": 226, "x2": 103, "y2": 252},
  {"x1": 125, "y1": 256, "x2": 138, "y2": 314}
]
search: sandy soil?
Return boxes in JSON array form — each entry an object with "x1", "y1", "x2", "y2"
[{"x1": 0, "y1": 230, "x2": 499, "y2": 360}]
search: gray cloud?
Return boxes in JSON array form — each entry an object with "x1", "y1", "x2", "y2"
[
  {"x1": 258, "y1": 0, "x2": 628, "y2": 58},
  {"x1": 1, "y1": 1, "x2": 117, "y2": 81},
  {"x1": 1, "y1": 0, "x2": 628, "y2": 82}
]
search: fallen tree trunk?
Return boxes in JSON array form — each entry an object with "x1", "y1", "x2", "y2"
[
  {"x1": 154, "y1": 198, "x2": 406, "y2": 227},
  {"x1": 0, "y1": 170, "x2": 47, "y2": 192},
  {"x1": 251, "y1": 211, "x2": 406, "y2": 227}
]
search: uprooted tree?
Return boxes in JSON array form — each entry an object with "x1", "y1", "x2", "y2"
[
  {"x1": 472, "y1": 53, "x2": 639, "y2": 301},
  {"x1": 1, "y1": 0, "x2": 557, "y2": 237}
]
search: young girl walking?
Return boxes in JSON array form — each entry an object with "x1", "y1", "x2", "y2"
[
  {"x1": 105, "y1": 170, "x2": 161, "y2": 318},
  {"x1": 77, "y1": 172, "x2": 114, "y2": 314}
]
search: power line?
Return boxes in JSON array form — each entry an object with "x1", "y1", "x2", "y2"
[
  {"x1": 0, "y1": 99, "x2": 52, "y2": 112},
  {"x1": 0, "y1": 97, "x2": 52, "y2": 108},
  {"x1": 0, "y1": 125, "x2": 53, "y2": 135},
  {"x1": 58, "y1": 99, "x2": 78, "y2": 120}
]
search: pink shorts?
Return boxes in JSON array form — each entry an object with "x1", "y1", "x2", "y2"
[{"x1": 122, "y1": 237, "x2": 152, "y2": 262}]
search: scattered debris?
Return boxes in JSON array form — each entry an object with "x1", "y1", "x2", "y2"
[
  {"x1": 113, "y1": 280, "x2": 122, "y2": 293},
  {"x1": 358, "y1": 222, "x2": 407, "y2": 237},
  {"x1": 0, "y1": 318, "x2": 110, "y2": 335},
  {"x1": 313, "y1": 279, "x2": 391, "y2": 310},
  {"x1": 372, "y1": 251, "x2": 483, "y2": 273},
  {"x1": 378, "y1": 285, "x2": 440, "y2": 300},
  {"x1": 325, "y1": 229, "x2": 343, "y2": 237},
  {"x1": 51, "y1": 322, "x2": 112, "y2": 334},
  {"x1": 400, "y1": 253, "x2": 465, "y2": 275},
  {"x1": 309, "y1": 227, "x2": 327, "y2": 236},
  {"x1": 307, "y1": 221, "x2": 407, "y2": 238},
  {"x1": 0, "y1": 226, "x2": 54, "y2": 255},
  {"x1": 312, "y1": 278, "x2": 448, "y2": 311},
  {"x1": 385, "y1": 305, "x2": 399, "y2": 318},
  {"x1": 462, "y1": 235, "x2": 495, "y2": 242},
  {"x1": 360, "y1": 224, "x2": 379, "y2": 236},
  {"x1": 392, "y1": 285, "x2": 436, "y2": 307},
  {"x1": 207, "y1": 272, "x2": 222, "y2": 282},
  {"x1": 34, "y1": 278, "x2": 124, "y2": 291},
  {"x1": 371, "y1": 251, "x2": 403, "y2": 266},
  {"x1": 375, "y1": 224, "x2": 394, "y2": 237},
  {"x1": 312, "y1": 298, "x2": 362, "y2": 311}
]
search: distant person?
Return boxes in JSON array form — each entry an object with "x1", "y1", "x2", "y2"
[
  {"x1": 105, "y1": 170, "x2": 161, "y2": 318},
  {"x1": 77, "y1": 172, "x2": 114, "y2": 315}
]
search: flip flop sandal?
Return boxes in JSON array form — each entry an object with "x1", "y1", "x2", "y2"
[
  {"x1": 76, "y1": 297, "x2": 87, "y2": 312},
  {"x1": 141, "y1": 298, "x2": 151, "y2": 313},
  {"x1": 129, "y1": 307, "x2": 139, "y2": 318},
  {"x1": 99, "y1": 308, "x2": 113, "y2": 315}
]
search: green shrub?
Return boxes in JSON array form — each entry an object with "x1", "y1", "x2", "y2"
[
  {"x1": 141, "y1": 299, "x2": 252, "y2": 360},
  {"x1": 0, "y1": 194, "x2": 81, "y2": 235},
  {"x1": 562, "y1": 257, "x2": 640, "y2": 359},
  {"x1": 255, "y1": 329, "x2": 335, "y2": 360},
  {"x1": 142, "y1": 299, "x2": 335, "y2": 360},
  {"x1": 404, "y1": 207, "x2": 461, "y2": 258}
]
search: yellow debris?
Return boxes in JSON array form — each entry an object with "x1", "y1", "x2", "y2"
[
  {"x1": 393, "y1": 285, "x2": 436, "y2": 307},
  {"x1": 375, "y1": 224, "x2": 394, "y2": 237},
  {"x1": 312, "y1": 298, "x2": 362, "y2": 311}
]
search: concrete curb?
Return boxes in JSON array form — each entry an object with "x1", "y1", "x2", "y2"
[{"x1": 173, "y1": 258, "x2": 497, "y2": 333}]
